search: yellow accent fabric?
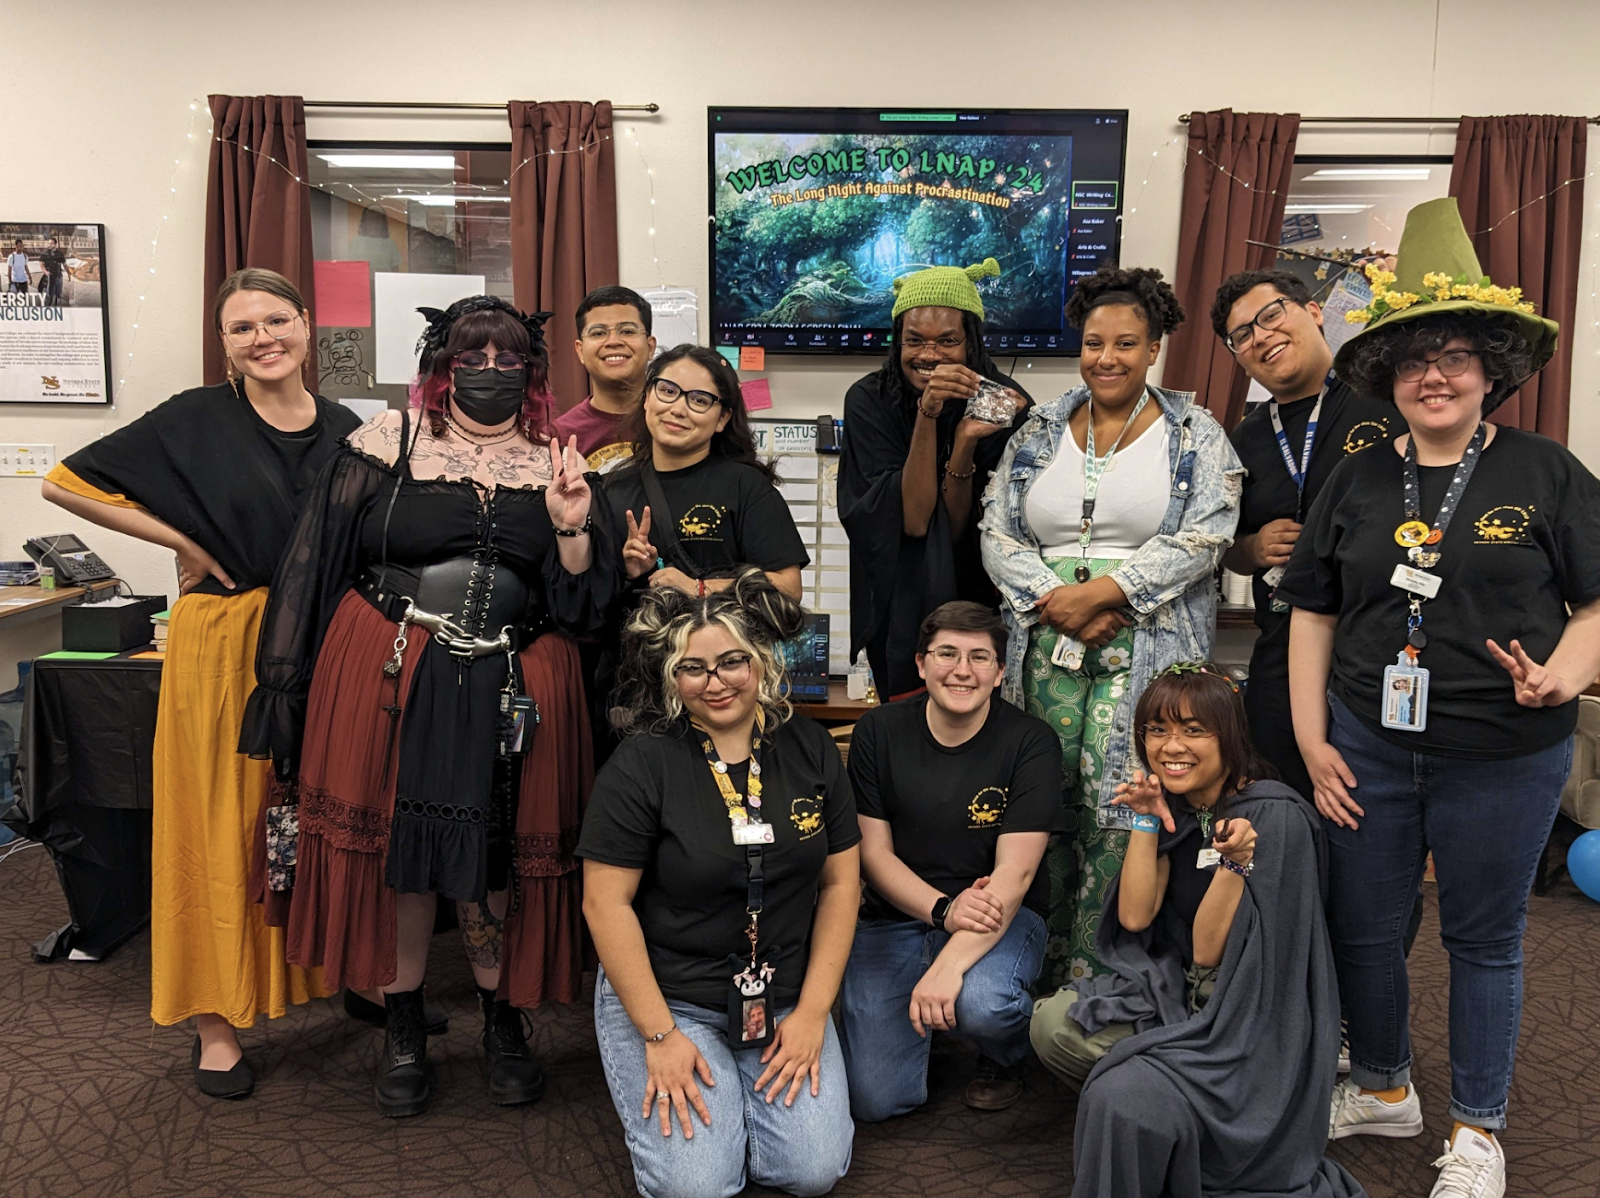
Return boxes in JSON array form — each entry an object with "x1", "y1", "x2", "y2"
[
  {"x1": 43, "y1": 462, "x2": 141, "y2": 510},
  {"x1": 150, "y1": 588, "x2": 330, "y2": 1027}
]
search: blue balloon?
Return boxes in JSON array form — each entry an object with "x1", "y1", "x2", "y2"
[{"x1": 1569, "y1": 829, "x2": 1600, "y2": 903}]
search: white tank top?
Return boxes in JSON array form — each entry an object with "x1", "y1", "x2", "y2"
[{"x1": 1025, "y1": 416, "x2": 1170, "y2": 559}]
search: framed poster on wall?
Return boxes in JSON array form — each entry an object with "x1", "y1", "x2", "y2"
[{"x1": 0, "y1": 222, "x2": 112, "y2": 404}]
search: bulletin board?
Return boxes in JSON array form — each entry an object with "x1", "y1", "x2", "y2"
[{"x1": 750, "y1": 419, "x2": 852, "y2": 676}]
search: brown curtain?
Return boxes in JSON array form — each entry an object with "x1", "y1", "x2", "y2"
[
  {"x1": 508, "y1": 101, "x2": 619, "y2": 411},
  {"x1": 203, "y1": 95, "x2": 315, "y2": 386},
  {"x1": 1450, "y1": 115, "x2": 1586, "y2": 443},
  {"x1": 1164, "y1": 110, "x2": 1301, "y2": 429}
]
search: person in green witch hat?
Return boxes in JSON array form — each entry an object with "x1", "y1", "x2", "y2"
[
  {"x1": 838, "y1": 259, "x2": 1031, "y2": 701},
  {"x1": 1276, "y1": 197, "x2": 1600, "y2": 1198}
]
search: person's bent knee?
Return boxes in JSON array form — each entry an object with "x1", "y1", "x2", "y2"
[
  {"x1": 768, "y1": 1140, "x2": 852, "y2": 1197},
  {"x1": 848, "y1": 1073, "x2": 923, "y2": 1123},
  {"x1": 1029, "y1": 990, "x2": 1099, "y2": 1089},
  {"x1": 634, "y1": 1154, "x2": 746, "y2": 1198}
]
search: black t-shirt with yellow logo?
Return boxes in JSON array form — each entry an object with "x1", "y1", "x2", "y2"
[
  {"x1": 850, "y1": 694, "x2": 1063, "y2": 921},
  {"x1": 576, "y1": 716, "x2": 859, "y2": 1009},
  {"x1": 1229, "y1": 380, "x2": 1396, "y2": 681},
  {"x1": 603, "y1": 454, "x2": 810, "y2": 579},
  {"x1": 1276, "y1": 427, "x2": 1600, "y2": 758}
]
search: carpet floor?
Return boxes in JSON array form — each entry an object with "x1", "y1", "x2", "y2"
[{"x1": 2, "y1": 843, "x2": 1596, "y2": 1197}]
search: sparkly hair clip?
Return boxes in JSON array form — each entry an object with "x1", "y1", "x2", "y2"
[
  {"x1": 415, "y1": 295, "x2": 553, "y2": 372},
  {"x1": 1158, "y1": 661, "x2": 1240, "y2": 693}
]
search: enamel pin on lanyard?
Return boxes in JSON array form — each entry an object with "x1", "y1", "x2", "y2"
[{"x1": 1382, "y1": 424, "x2": 1485, "y2": 732}]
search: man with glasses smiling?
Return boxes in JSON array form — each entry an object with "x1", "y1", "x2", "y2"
[
  {"x1": 557, "y1": 285, "x2": 657, "y2": 473},
  {"x1": 1211, "y1": 270, "x2": 1393, "y2": 803},
  {"x1": 837, "y1": 602, "x2": 1060, "y2": 1119}
]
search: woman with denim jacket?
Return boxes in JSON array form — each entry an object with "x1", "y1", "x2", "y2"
[{"x1": 979, "y1": 266, "x2": 1243, "y2": 987}]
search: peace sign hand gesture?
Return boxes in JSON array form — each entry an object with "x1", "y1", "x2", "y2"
[
  {"x1": 624, "y1": 507, "x2": 658, "y2": 580},
  {"x1": 544, "y1": 435, "x2": 592, "y2": 532},
  {"x1": 1110, "y1": 769, "x2": 1175, "y2": 833},
  {"x1": 1486, "y1": 637, "x2": 1580, "y2": 708}
]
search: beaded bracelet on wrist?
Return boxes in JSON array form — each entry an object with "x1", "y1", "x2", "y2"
[{"x1": 1219, "y1": 856, "x2": 1254, "y2": 878}]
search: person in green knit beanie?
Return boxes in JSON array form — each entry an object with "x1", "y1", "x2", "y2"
[{"x1": 838, "y1": 259, "x2": 1031, "y2": 698}]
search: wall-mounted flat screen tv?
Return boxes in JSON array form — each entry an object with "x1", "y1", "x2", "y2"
[{"x1": 709, "y1": 107, "x2": 1127, "y2": 356}]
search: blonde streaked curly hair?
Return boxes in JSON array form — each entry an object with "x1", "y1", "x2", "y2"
[{"x1": 609, "y1": 567, "x2": 807, "y2": 737}]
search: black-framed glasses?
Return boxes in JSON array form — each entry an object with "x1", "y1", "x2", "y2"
[
  {"x1": 925, "y1": 645, "x2": 999, "y2": 671},
  {"x1": 651, "y1": 377, "x2": 723, "y2": 414},
  {"x1": 1138, "y1": 723, "x2": 1218, "y2": 743},
  {"x1": 674, "y1": 652, "x2": 754, "y2": 689},
  {"x1": 454, "y1": 350, "x2": 528, "y2": 372},
  {"x1": 1222, "y1": 296, "x2": 1293, "y2": 353},
  {"x1": 223, "y1": 311, "x2": 301, "y2": 348},
  {"x1": 1395, "y1": 349, "x2": 1478, "y2": 383},
  {"x1": 582, "y1": 322, "x2": 648, "y2": 343}
]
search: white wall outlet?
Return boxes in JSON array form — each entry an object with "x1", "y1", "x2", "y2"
[{"x1": 0, "y1": 444, "x2": 57, "y2": 476}]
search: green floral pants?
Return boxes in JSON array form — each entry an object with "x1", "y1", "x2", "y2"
[{"x1": 1023, "y1": 556, "x2": 1134, "y2": 990}]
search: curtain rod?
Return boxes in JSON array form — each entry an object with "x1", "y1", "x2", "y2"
[
  {"x1": 305, "y1": 100, "x2": 659, "y2": 113},
  {"x1": 1178, "y1": 113, "x2": 1600, "y2": 125}
]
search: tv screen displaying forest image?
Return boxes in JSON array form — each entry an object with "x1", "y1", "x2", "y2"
[{"x1": 709, "y1": 108, "x2": 1128, "y2": 355}]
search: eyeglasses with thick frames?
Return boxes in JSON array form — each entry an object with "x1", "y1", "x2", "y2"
[
  {"x1": 223, "y1": 311, "x2": 301, "y2": 348},
  {"x1": 925, "y1": 645, "x2": 999, "y2": 671},
  {"x1": 1395, "y1": 349, "x2": 1478, "y2": 383},
  {"x1": 674, "y1": 652, "x2": 753, "y2": 689},
  {"x1": 1138, "y1": 722, "x2": 1218, "y2": 743},
  {"x1": 454, "y1": 350, "x2": 528, "y2": 372},
  {"x1": 582, "y1": 322, "x2": 648, "y2": 343},
  {"x1": 651, "y1": 377, "x2": 723, "y2": 414},
  {"x1": 1222, "y1": 296, "x2": 1293, "y2": 354}
]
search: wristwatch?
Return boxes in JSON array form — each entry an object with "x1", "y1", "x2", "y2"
[{"x1": 929, "y1": 894, "x2": 954, "y2": 929}]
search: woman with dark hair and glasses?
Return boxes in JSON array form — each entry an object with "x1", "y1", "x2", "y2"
[
  {"x1": 42, "y1": 267, "x2": 358, "y2": 1098},
  {"x1": 1279, "y1": 200, "x2": 1600, "y2": 1198},
  {"x1": 240, "y1": 295, "x2": 618, "y2": 1117},
  {"x1": 579, "y1": 568, "x2": 859, "y2": 1198},
  {"x1": 605, "y1": 344, "x2": 808, "y2": 600},
  {"x1": 838, "y1": 260, "x2": 1030, "y2": 699},
  {"x1": 1030, "y1": 664, "x2": 1361, "y2": 1198}
]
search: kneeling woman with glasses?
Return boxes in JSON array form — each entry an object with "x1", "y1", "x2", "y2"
[
  {"x1": 1030, "y1": 664, "x2": 1360, "y2": 1198},
  {"x1": 579, "y1": 568, "x2": 860, "y2": 1198},
  {"x1": 606, "y1": 345, "x2": 809, "y2": 601}
]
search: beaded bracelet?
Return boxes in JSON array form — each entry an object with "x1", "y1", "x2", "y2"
[
  {"x1": 1219, "y1": 856, "x2": 1253, "y2": 878},
  {"x1": 945, "y1": 463, "x2": 976, "y2": 480}
]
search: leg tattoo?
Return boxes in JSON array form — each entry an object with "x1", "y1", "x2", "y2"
[{"x1": 459, "y1": 903, "x2": 504, "y2": 971}]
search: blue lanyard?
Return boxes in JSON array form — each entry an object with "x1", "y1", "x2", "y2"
[{"x1": 1267, "y1": 376, "x2": 1332, "y2": 521}]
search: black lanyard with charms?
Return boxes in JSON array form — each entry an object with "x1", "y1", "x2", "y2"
[
  {"x1": 1382, "y1": 423, "x2": 1486, "y2": 733},
  {"x1": 695, "y1": 726, "x2": 777, "y2": 1050}
]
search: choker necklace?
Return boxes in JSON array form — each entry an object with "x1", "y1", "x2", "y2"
[{"x1": 444, "y1": 411, "x2": 520, "y2": 452}]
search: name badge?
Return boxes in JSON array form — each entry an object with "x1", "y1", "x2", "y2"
[
  {"x1": 1051, "y1": 635, "x2": 1086, "y2": 671},
  {"x1": 732, "y1": 820, "x2": 776, "y2": 846},
  {"x1": 1390, "y1": 563, "x2": 1441, "y2": 599},
  {"x1": 1197, "y1": 848, "x2": 1222, "y2": 870}
]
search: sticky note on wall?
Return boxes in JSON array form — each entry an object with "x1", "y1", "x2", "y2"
[
  {"x1": 740, "y1": 378, "x2": 773, "y2": 411},
  {"x1": 716, "y1": 346, "x2": 741, "y2": 370},
  {"x1": 739, "y1": 346, "x2": 765, "y2": 370}
]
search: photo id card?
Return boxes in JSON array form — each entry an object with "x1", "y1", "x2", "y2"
[
  {"x1": 1051, "y1": 635, "x2": 1086, "y2": 671},
  {"x1": 1381, "y1": 651, "x2": 1429, "y2": 732}
]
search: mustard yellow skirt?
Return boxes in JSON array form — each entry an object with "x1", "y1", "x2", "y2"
[{"x1": 150, "y1": 588, "x2": 329, "y2": 1027}]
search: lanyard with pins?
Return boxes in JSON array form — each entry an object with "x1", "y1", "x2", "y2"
[
  {"x1": 1393, "y1": 423, "x2": 1486, "y2": 654},
  {"x1": 1075, "y1": 390, "x2": 1151, "y2": 583}
]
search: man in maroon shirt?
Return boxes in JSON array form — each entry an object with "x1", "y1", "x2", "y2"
[{"x1": 556, "y1": 285, "x2": 658, "y2": 473}]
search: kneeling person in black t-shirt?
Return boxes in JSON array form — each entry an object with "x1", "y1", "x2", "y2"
[{"x1": 837, "y1": 601, "x2": 1062, "y2": 1119}]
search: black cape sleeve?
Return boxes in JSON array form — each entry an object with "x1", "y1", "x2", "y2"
[
  {"x1": 538, "y1": 470, "x2": 623, "y2": 635},
  {"x1": 238, "y1": 447, "x2": 387, "y2": 760}
]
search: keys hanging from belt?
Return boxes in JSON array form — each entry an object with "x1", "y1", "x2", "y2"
[{"x1": 495, "y1": 638, "x2": 537, "y2": 759}]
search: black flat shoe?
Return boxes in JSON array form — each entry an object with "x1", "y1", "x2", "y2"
[
  {"x1": 191, "y1": 1035, "x2": 254, "y2": 1099},
  {"x1": 344, "y1": 988, "x2": 448, "y2": 1036}
]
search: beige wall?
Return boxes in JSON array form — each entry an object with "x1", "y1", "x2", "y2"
[{"x1": 2, "y1": 0, "x2": 1599, "y2": 680}]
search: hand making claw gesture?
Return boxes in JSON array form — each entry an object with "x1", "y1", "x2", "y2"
[{"x1": 1109, "y1": 769, "x2": 1175, "y2": 833}]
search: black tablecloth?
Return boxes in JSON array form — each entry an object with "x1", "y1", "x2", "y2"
[{"x1": 10, "y1": 655, "x2": 161, "y2": 960}]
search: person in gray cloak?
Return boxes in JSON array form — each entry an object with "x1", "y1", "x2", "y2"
[{"x1": 1030, "y1": 662, "x2": 1366, "y2": 1198}]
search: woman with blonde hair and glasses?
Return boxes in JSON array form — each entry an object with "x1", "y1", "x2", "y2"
[
  {"x1": 579, "y1": 567, "x2": 859, "y2": 1198},
  {"x1": 41, "y1": 268, "x2": 358, "y2": 1097}
]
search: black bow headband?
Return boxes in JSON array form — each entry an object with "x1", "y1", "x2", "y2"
[{"x1": 415, "y1": 295, "x2": 553, "y2": 372}]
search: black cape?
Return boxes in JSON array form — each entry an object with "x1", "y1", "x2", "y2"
[
  {"x1": 1069, "y1": 782, "x2": 1366, "y2": 1198},
  {"x1": 837, "y1": 368, "x2": 1028, "y2": 696}
]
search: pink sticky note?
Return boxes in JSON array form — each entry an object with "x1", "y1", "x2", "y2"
[
  {"x1": 739, "y1": 345, "x2": 766, "y2": 370},
  {"x1": 740, "y1": 378, "x2": 773, "y2": 411},
  {"x1": 314, "y1": 260, "x2": 373, "y2": 327}
]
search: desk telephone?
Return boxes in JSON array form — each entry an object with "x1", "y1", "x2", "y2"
[{"x1": 25, "y1": 534, "x2": 117, "y2": 585}]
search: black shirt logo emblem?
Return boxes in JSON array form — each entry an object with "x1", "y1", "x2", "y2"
[
  {"x1": 678, "y1": 503, "x2": 726, "y2": 541},
  {"x1": 1473, "y1": 504, "x2": 1536, "y2": 545},
  {"x1": 789, "y1": 794, "x2": 823, "y2": 839},
  {"x1": 968, "y1": 786, "x2": 1008, "y2": 829},
  {"x1": 1343, "y1": 418, "x2": 1389, "y2": 455}
]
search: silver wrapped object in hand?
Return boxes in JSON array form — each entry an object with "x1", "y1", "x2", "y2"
[{"x1": 964, "y1": 378, "x2": 1019, "y2": 425}]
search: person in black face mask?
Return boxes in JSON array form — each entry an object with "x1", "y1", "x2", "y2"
[{"x1": 240, "y1": 294, "x2": 620, "y2": 1117}]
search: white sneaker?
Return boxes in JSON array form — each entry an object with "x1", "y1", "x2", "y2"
[
  {"x1": 1430, "y1": 1126, "x2": 1506, "y2": 1198},
  {"x1": 1327, "y1": 1077, "x2": 1424, "y2": 1140},
  {"x1": 1337, "y1": 1035, "x2": 1351, "y2": 1074}
]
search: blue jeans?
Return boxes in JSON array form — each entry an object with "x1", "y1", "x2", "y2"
[
  {"x1": 593, "y1": 968, "x2": 853, "y2": 1198},
  {"x1": 835, "y1": 908, "x2": 1046, "y2": 1122},
  {"x1": 1325, "y1": 693, "x2": 1570, "y2": 1130}
]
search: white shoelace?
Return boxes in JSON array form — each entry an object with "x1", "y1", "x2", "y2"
[{"x1": 1431, "y1": 1144, "x2": 1500, "y2": 1197}]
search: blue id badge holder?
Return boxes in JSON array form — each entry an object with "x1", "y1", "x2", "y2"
[{"x1": 1381, "y1": 650, "x2": 1430, "y2": 733}]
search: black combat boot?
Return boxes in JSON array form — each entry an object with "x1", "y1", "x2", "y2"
[
  {"x1": 374, "y1": 987, "x2": 432, "y2": 1118},
  {"x1": 478, "y1": 985, "x2": 547, "y2": 1106}
]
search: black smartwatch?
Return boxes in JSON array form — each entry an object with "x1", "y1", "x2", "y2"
[{"x1": 929, "y1": 894, "x2": 954, "y2": 930}]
